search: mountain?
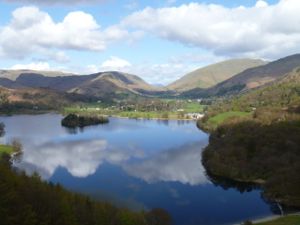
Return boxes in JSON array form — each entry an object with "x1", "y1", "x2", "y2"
[
  {"x1": 0, "y1": 70, "x2": 162, "y2": 99},
  {"x1": 167, "y1": 59, "x2": 266, "y2": 91},
  {"x1": 2, "y1": 54, "x2": 299, "y2": 101},
  {"x1": 68, "y1": 71, "x2": 161, "y2": 98},
  {"x1": 183, "y1": 54, "x2": 300, "y2": 98},
  {"x1": 0, "y1": 85, "x2": 98, "y2": 114},
  {"x1": 232, "y1": 66, "x2": 300, "y2": 111},
  {"x1": 0, "y1": 69, "x2": 74, "y2": 80}
]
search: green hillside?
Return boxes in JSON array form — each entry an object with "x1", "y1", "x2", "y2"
[
  {"x1": 0, "y1": 70, "x2": 164, "y2": 101},
  {"x1": 183, "y1": 54, "x2": 300, "y2": 98},
  {"x1": 199, "y1": 68, "x2": 300, "y2": 207},
  {"x1": 168, "y1": 58, "x2": 266, "y2": 91}
]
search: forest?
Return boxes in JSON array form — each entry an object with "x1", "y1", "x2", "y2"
[
  {"x1": 0, "y1": 153, "x2": 172, "y2": 225},
  {"x1": 200, "y1": 69, "x2": 300, "y2": 207},
  {"x1": 202, "y1": 119, "x2": 300, "y2": 207}
]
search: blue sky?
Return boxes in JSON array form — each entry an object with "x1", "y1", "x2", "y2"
[{"x1": 0, "y1": 0, "x2": 299, "y2": 84}]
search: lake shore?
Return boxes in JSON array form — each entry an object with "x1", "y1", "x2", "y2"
[
  {"x1": 232, "y1": 213, "x2": 300, "y2": 225},
  {"x1": 1, "y1": 110, "x2": 201, "y2": 121},
  {"x1": 110, "y1": 114, "x2": 197, "y2": 121}
]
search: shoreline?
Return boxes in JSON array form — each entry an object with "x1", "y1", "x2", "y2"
[
  {"x1": 232, "y1": 215, "x2": 282, "y2": 225},
  {"x1": 0, "y1": 111, "x2": 200, "y2": 121},
  {"x1": 243, "y1": 213, "x2": 300, "y2": 225},
  {"x1": 109, "y1": 114, "x2": 197, "y2": 121}
]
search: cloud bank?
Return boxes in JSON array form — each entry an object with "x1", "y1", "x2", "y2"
[
  {"x1": 0, "y1": 6, "x2": 128, "y2": 60},
  {"x1": 123, "y1": 0, "x2": 300, "y2": 59},
  {"x1": 2, "y1": 0, "x2": 300, "y2": 83}
]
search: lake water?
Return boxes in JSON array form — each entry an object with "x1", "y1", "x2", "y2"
[{"x1": 0, "y1": 114, "x2": 277, "y2": 225}]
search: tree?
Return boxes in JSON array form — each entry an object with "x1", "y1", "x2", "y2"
[
  {"x1": 0, "y1": 122, "x2": 5, "y2": 137},
  {"x1": 0, "y1": 91, "x2": 9, "y2": 105},
  {"x1": 146, "y1": 208, "x2": 172, "y2": 225}
]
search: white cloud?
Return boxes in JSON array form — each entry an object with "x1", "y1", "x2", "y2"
[
  {"x1": 100, "y1": 56, "x2": 132, "y2": 69},
  {"x1": 255, "y1": 0, "x2": 269, "y2": 8},
  {"x1": 48, "y1": 51, "x2": 70, "y2": 63},
  {"x1": 86, "y1": 64, "x2": 100, "y2": 74},
  {"x1": 122, "y1": 0, "x2": 300, "y2": 59},
  {"x1": 87, "y1": 56, "x2": 198, "y2": 85},
  {"x1": 130, "y1": 62, "x2": 196, "y2": 85},
  {"x1": 10, "y1": 62, "x2": 51, "y2": 71},
  {"x1": 0, "y1": 6, "x2": 128, "y2": 60}
]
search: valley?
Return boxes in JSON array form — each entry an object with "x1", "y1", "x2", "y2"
[
  {"x1": 1, "y1": 53, "x2": 300, "y2": 225},
  {"x1": 1, "y1": 1, "x2": 300, "y2": 225}
]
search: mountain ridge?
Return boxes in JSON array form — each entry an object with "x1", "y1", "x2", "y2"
[
  {"x1": 167, "y1": 58, "x2": 267, "y2": 91},
  {"x1": 182, "y1": 54, "x2": 300, "y2": 98},
  {"x1": 1, "y1": 54, "x2": 300, "y2": 100},
  {"x1": 0, "y1": 70, "x2": 164, "y2": 100}
]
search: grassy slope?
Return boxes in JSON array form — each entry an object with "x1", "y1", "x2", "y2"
[
  {"x1": 183, "y1": 102, "x2": 205, "y2": 112},
  {"x1": 183, "y1": 54, "x2": 300, "y2": 98},
  {"x1": 255, "y1": 215, "x2": 300, "y2": 225},
  {"x1": 207, "y1": 111, "x2": 251, "y2": 127},
  {"x1": 0, "y1": 86, "x2": 103, "y2": 115},
  {"x1": 0, "y1": 69, "x2": 75, "y2": 80},
  {"x1": 198, "y1": 67, "x2": 300, "y2": 130},
  {"x1": 0, "y1": 145, "x2": 14, "y2": 155},
  {"x1": 167, "y1": 59, "x2": 266, "y2": 91}
]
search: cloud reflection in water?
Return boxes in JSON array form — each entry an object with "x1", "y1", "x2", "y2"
[
  {"x1": 122, "y1": 141, "x2": 209, "y2": 185},
  {"x1": 16, "y1": 138, "x2": 143, "y2": 179},
  {"x1": 16, "y1": 137, "x2": 208, "y2": 186}
]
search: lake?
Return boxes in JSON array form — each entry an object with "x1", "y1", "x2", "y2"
[{"x1": 0, "y1": 114, "x2": 277, "y2": 225}]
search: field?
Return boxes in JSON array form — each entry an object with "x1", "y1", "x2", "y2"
[
  {"x1": 182, "y1": 102, "x2": 205, "y2": 112},
  {"x1": 207, "y1": 111, "x2": 251, "y2": 126},
  {"x1": 63, "y1": 100, "x2": 205, "y2": 120},
  {"x1": 255, "y1": 215, "x2": 300, "y2": 225}
]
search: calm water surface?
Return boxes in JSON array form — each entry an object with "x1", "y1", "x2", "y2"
[{"x1": 0, "y1": 114, "x2": 276, "y2": 225}]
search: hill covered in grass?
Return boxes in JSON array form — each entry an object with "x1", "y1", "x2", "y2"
[
  {"x1": 0, "y1": 70, "x2": 164, "y2": 100},
  {"x1": 0, "y1": 86, "x2": 99, "y2": 115},
  {"x1": 167, "y1": 58, "x2": 266, "y2": 91},
  {"x1": 184, "y1": 54, "x2": 300, "y2": 98},
  {"x1": 0, "y1": 69, "x2": 75, "y2": 81}
]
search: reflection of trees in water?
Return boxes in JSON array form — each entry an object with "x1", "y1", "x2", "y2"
[
  {"x1": 64, "y1": 127, "x2": 85, "y2": 134},
  {"x1": 205, "y1": 170, "x2": 260, "y2": 193},
  {"x1": 205, "y1": 170, "x2": 299, "y2": 215},
  {"x1": 156, "y1": 119, "x2": 169, "y2": 126},
  {"x1": 262, "y1": 195, "x2": 300, "y2": 215},
  {"x1": 176, "y1": 120, "x2": 193, "y2": 126},
  {"x1": 0, "y1": 122, "x2": 5, "y2": 137}
]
